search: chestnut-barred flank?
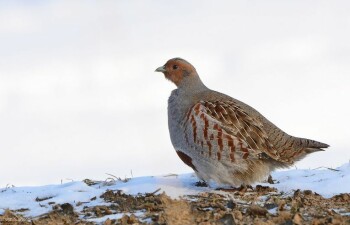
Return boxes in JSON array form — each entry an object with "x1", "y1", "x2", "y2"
[
  {"x1": 176, "y1": 150, "x2": 197, "y2": 172},
  {"x1": 156, "y1": 58, "x2": 329, "y2": 186}
]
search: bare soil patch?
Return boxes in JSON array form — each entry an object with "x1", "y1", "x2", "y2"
[{"x1": 1, "y1": 185, "x2": 349, "y2": 225}]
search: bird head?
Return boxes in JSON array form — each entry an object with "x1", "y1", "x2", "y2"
[{"x1": 155, "y1": 58, "x2": 197, "y2": 87}]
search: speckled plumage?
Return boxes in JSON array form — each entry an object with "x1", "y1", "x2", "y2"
[{"x1": 156, "y1": 58, "x2": 329, "y2": 186}]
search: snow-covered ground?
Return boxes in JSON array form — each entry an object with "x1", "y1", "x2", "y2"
[
  {"x1": 266, "y1": 163, "x2": 350, "y2": 197},
  {"x1": 1, "y1": 163, "x2": 349, "y2": 221}
]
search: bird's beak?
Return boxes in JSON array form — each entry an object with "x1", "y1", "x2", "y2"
[{"x1": 155, "y1": 66, "x2": 166, "y2": 73}]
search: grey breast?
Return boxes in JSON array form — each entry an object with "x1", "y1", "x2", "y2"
[{"x1": 167, "y1": 89, "x2": 192, "y2": 152}]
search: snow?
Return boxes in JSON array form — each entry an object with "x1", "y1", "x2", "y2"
[
  {"x1": 110, "y1": 173, "x2": 210, "y2": 198},
  {"x1": 1, "y1": 163, "x2": 349, "y2": 219},
  {"x1": 266, "y1": 163, "x2": 350, "y2": 197}
]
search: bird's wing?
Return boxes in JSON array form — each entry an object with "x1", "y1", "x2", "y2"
[{"x1": 182, "y1": 100, "x2": 284, "y2": 163}]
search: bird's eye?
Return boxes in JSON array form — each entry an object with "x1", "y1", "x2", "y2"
[{"x1": 172, "y1": 65, "x2": 178, "y2": 70}]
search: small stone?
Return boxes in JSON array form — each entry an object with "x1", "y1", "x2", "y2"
[
  {"x1": 248, "y1": 205, "x2": 268, "y2": 216},
  {"x1": 303, "y1": 190, "x2": 313, "y2": 195},
  {"x1": 60, "y1": 203, "x2": 74, "y2": 215},
  {"x1": 281, "y1": 220, "x2": 293, "y2": 225},
  {"x1": 264, "y1": 203, "x2": 278, "y2": 210},
  {"x1": 293, "y1": 189, "x2": 301, "y2": 198},
  {"x1": 128, "y1": 214, "x2": 138, "y2": 223},
  {"x1": 278, "y1": 200, "x2": 286, "y2": 211},
  {"x1": 218, "y1": 213, "x2": 236, "y2": 225},
  {"x1": 233, "y1": 210, "x2": 243, "y2": 221},
  {"x1": 104, "y1": 218, "x2": 112, "y2": 225},
  {"x1": 120, "y1": 215, "x2": 129, "y2": 225},
  {"x1": 226, "y1": 200, "x2": 236, "y2": 209},
  {"x1": 293, "y1": 213, "x2": 303, "y2": 225}
]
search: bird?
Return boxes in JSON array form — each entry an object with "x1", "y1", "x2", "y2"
[{"x1": 155, "y1": 57, "x2": 329, "y2": 186}]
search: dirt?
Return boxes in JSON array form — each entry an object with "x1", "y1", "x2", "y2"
[{"x1": 1, "y1": 185, "x2": 349, "y2": 225}]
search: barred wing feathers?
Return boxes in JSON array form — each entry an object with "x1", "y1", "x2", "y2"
[{"x1": 182, "y1": 100, "x2": 286, "y2": 164}]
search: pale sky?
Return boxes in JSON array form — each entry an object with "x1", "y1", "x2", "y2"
[{"x1": 1, "y1": 0, "x2": 350, "y2": 187}]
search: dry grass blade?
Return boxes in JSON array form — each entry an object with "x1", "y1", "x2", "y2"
[
  {"x1": 312, "y1": 166, "x2": 341, "y2": 172},
  {"x1": 105, "y1": 173, "x2": 131, "y2": 183}
]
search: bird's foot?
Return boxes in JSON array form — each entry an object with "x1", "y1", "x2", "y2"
[
  {"x1": 238, "y1": 184, "x2": 253, "y2": 192},
  {"x1": 267, "y1": 175, "x2": 274, "y2": 184},
  {"x1": 195, "y1": 181, "x2": 208, "y2": 187}
]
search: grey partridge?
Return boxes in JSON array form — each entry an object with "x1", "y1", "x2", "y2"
[{"x1": 155, "y1": 58, "x2": 329, "y2": 186}]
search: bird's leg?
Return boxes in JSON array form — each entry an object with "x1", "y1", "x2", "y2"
[
  {"x1": 267, "y1": 175, "x2": 274, "y2": 184},
  {"x1": 238, "y1": 184, "x2": 247, "y2": 192}
]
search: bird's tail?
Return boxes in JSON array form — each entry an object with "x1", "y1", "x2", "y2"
[
  {"x1": 299, "y1": 137, "x2": 329, "y2": 151},
  {"x1": 290, "y1": 137, "x2": 329, "y2": 162}
]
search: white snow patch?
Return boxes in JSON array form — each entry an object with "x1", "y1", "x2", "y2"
[
  {"x1": 0, "y1": 173, "x2": 207, "y2": 218},
  {"x1": 267, "y1": 207, "x2": 278, "y2": 215},
  {"x1": 264, "y1": 163, "x2": 350, "y2": 197}
]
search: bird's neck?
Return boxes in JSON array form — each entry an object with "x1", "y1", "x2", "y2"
[{"x1": 177, "y1": 73, "x2": 208, "y2": 94}]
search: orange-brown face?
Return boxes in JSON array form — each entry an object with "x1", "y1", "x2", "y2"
[{"x1": 155, "y1": 58, "x2": 196, "y2": 86}]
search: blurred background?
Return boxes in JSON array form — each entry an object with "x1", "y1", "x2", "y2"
[{"x1": 1, "y1": 0, "x2": 349, "y2": 187}]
